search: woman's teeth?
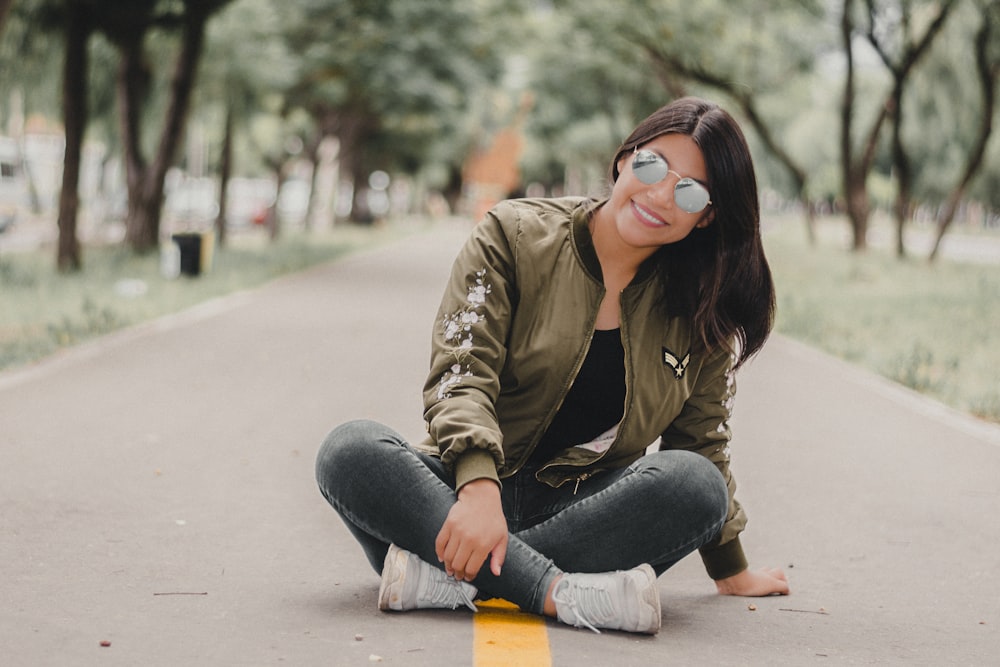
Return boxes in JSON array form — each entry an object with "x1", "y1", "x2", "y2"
[{"x1": 634, "y1": 204, "x2": 664, "y2": 226}]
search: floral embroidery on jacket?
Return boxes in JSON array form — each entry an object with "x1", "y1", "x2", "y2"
[
  {"x1": 437, "y1": 364, "x2": 473, "y2": 401},
  {"x1": 437, "y1": 269, "x2": 491, "y2": 399}
]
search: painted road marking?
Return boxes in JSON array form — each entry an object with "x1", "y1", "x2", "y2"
[{"x1": 474, "y1": 598, "x2": 551, "y2": 666}]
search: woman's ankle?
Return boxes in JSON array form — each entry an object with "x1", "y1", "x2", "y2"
[{"x1": 543, "y1": 574, "x2": 562, "y2": 617}]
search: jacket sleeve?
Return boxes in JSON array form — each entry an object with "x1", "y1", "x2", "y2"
[
  {"x1": 659, "y1": 343, "x2": 749, "y2": 580},
  {"x1": 422, "y1": 206, "x2": 518, "y2": 490}
]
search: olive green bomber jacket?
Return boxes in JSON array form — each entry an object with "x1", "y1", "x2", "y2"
[{"x1": 420, "y1": 196, "x2": 749, "y2": 580}]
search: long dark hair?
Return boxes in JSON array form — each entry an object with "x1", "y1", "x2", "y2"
[{"x1": 611, "y1": 97, "x2": 775, "y2": 369}]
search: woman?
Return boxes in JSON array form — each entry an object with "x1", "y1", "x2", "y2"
[{"x1": 316, "y1": 96, "x2": 789, "y2": 635}]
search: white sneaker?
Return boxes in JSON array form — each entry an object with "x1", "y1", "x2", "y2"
[
  {"x1": 378, "y1": 544, "x2": 478, "y2": 613},
  {"x1": 552, "y1": 564, "x2": 661, "y2": 634}
]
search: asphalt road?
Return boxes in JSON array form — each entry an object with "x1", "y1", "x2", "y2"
[{"x1": 2, "y1": 220, "x2": 998, "y2": 666}]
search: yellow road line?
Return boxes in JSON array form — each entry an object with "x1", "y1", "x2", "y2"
[{"x1": 474, "y1": 598, "x2": 551, "y2": 667}]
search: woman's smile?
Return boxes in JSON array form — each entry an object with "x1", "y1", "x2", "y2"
[{"x1": 631, "y1": 201, "x2": 666, "y2": 228}]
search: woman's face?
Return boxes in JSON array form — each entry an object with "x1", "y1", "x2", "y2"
[{"x1": 605, "y1": 133, "x2": 714, "y2": 253}]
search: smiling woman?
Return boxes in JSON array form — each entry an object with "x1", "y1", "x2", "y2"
[{"x1": 315, "y1": 96, "x2": 788, "y2": 637}]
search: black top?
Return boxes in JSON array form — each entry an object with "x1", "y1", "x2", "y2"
[{"x1": 530, "y1": 328, "x2": 626, "y2": 464}]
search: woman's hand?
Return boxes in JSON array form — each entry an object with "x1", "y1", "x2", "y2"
[
  {"x1": 435, "y1": 478, "x2": 508, "y2": 582},
  {"x1": 715, "y1": 567, "x2": 790, "y2": 597}
]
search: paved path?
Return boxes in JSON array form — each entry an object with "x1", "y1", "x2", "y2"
[{"x1": 2, "y1": 221, "x2": 998, "y2": 666}]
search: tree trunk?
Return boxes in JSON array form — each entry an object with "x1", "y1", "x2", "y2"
[
  {"x1": 214, "y1": 104, "x2": 233, "y2": 247},
  {"x1": 117, "y1": 31, "x2": 151, "y2": 249},
  {"x1": 121, "y1": 6, "x2": 209, "y2": 253},
  {"x1": 56, "y1": 2, "x2": 91, "y2": 272},
  {"x1": 888, "y1": 89, "x2": 912, "y2": 258},
  {"x1": 843, "y1": 173, "x2": 870, "y2": 251},
  {"x1": 0, "y1": 0, "x2": 13, "y2": 38},
  {"x1": 802, "y1": 200, "x2": 817, "y2": 246},
  {"x1": 840, "y1": 1, "x2": 869, "y2": 251},
  {"x1": 331, "y1": 107, "x2": 375, "y2": 223},
  {"x1": 267, "y1": 164, "x2": 281, "y2": 241},
  {"x1": 737, "y1": 97, "x2": 815, "y2": 245},
  {"x1": 302, "y1": 135, "x2": 323, "y2": 231}
]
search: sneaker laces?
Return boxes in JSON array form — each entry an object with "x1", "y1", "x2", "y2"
[
  {"x1": 422, "y1": 571, "x2": 478, "y2": 612},
  {"x1": 552, "y1": 578, "x2": 612, "y2": 634}
]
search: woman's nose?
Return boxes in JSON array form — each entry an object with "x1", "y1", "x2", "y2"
[{"x1": 646, "y1": 173, "x2": 679, "y2": 208}]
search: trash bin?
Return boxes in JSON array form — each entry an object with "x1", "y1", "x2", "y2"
[
  {"x1": 170, "y1": 231, "x2": 215, "y2": 277},
  {"x1": 171, "y1": 233, "x2": 202, "y2": 276}
]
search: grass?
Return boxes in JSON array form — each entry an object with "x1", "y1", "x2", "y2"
[
  {"x1": 0, "y1": 223, "x2": 406, "y2": 374},
  {"x1": 2, "y1": 212, "x2": 998, "y2": 424},
  {"x1": 763, "y1": 212, "x2": 1000, "y2": 423}
]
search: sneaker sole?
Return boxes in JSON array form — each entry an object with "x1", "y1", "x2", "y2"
[
  {"x1": 377, "y1": 545, "x2": 408, "y2": 611},
  {"x1": 634, "y1": 563, "x2": 661, "y2": 635}
]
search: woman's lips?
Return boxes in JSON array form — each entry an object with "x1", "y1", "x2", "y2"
[{"x1": 631, "y1": 201, "x2": 666, "y2": 227}]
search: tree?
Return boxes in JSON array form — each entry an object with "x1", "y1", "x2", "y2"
[
  {"x1": 197, "y1": 0, "x2": 297, "y2": 246},
  {"x1": 96, "y1": 0, "x2": 232, "y2": 253},
  {"x1": 928, "y1": 0, "x2": 1000, "y2": 261},
  {"x1": 55, "y1": 0, "x2": 92, "y2": 271},
  {"x1": 548, "y1": 0, "x2": 828, "y2": 241},
  {"x1": 641, "y1": 0, "x2": 826, "y2": 242},
  {"x1": 840, "y1": 0, "x2": 893, "y2": 251},
  {"x1": 863, "y1": 0, "x2": 955, "y2": 257},
  {"x1": 282, "y1": 0, "x2": 506, "y2": 223},
  {"x1": 4, "y1": 0, "x2": 98, "y2": 272},
  {"x1": 516, "y1": 6, "x2": 666, "y2": 193}
]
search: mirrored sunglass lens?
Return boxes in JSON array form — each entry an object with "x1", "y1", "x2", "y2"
[
  {"x1": 674, "y1": 179, "x2": 710, "y2": 213},
  {"x1": 632, "y1": 150, "x2": 668, "y2": 185}
]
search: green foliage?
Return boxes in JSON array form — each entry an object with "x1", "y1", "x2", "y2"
[
  {"x1": 0, "y1": 0, "x2": 62, "y2": 114},
  {"x1": 188, "y1": 0, "x2": 299, "y2": 175},
  {"x1": 530, "y1": 0, "x2": 836, "y2": 198},
  {"x1": 515, "y1": 6, "x2": 665, "y2": 190},
  {"x1": 885, "y1": 341, "x2": 959, "y2": 394},
  {"x1": 905, "y1": 0, "x2": 1000, "y2": 206},
  {"x1": 2, "y1": 0, "x2": 1000, "y2": 245},
  {"x1": 281, "y1": 0, "x2": 510, "y2": 181},
  {"x1": 46, "y1": 297, "x2": 124, "y2": 347}
]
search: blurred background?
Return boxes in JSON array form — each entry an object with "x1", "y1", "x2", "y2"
[{"x1": 1, "y1": 0, "x2": 998, "y2": 420}]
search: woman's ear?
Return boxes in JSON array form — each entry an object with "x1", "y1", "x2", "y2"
[
  {"x1": 615, "y1": 154, "x2": 627, "y2": 180},
  {"x1": 696, "y1": 210, "x2": 715, "y2": 228}
]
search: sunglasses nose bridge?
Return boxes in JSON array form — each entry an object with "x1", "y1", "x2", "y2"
[{"x1": 644, "y1": 169, "x2": 682, "y2": 207}]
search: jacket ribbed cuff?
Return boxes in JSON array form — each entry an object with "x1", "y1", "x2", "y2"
[
  {"x1": 699, "y1": 536, "x2": 749, "y2": 580},
  {"x1": 453, "y1": 448, "x2": 501, "y2": 491}
]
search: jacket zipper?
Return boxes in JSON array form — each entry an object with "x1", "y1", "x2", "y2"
[
  {"x1": 573, "y1": 471, "x2": 596, "y2": 495},
  {"x1": 531, "y1": 289, "x2": 632, "y2": 488},
  {"x1": 505, "y1": 294, "x2": 603, "y2": 479}
]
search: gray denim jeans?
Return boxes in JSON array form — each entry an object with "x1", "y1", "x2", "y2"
[{"x1": 315, "y1": 419, "x2": 728, "y2": 615}]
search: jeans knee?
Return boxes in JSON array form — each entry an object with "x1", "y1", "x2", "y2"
[
  {"x1": 315, "y1": 419, "x2": 385, "y2": 496},
  {"x1": 639, "y1": 450, "x2": 728, "y2": 524},
  {"x1": 681, "y1": 451, "x2": 728, "y2": 521}
]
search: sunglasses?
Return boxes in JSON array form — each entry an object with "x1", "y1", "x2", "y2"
[{"x1": 630, "y1": 148, "x2": 713, "y2": 214}]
